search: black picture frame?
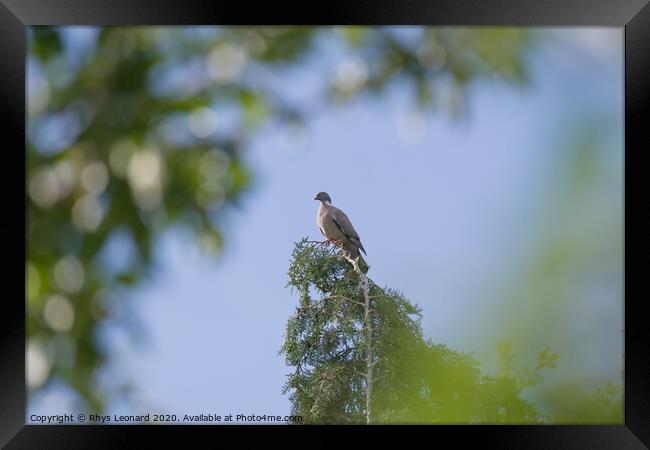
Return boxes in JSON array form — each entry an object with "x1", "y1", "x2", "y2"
[{"x1": 1, "y1": 0, "x2": 647, "y2": 447}]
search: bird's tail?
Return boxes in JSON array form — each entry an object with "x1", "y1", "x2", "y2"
[{"x1": 359, "y1": 244, "x2": 367, "y2": 256}]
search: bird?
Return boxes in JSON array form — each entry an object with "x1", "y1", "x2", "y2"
[{"x1": 314, "y1": 191, "x2": 367, "y2": 261}]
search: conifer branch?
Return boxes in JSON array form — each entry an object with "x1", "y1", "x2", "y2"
[{"x1": 283, "y1": 238, "x2": 557, "y2": 424}]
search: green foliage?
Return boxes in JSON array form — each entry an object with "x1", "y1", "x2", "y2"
[
  {"x1": 544, "y1": 380, "x2": 623, "y2": 424},
  {"x1": 282, "y1": 240, "x2": 624, "y2": 424},
  {"x1": 27, "y1": 26, "x2": 532, "y2": 411},
  {"x1": 282, "y1": 240, "x2": 547, "y2": 424}
]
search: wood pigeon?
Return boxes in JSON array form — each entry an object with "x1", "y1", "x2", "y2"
[{"x1": 314, "y1": 191, "x2": 367, "y2": 260}]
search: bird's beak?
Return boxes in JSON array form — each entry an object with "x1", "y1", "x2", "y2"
[{"x1": 313, "y1": 196, "x2": 318, "y2": 201}]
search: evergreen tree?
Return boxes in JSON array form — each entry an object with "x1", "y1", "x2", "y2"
[{"x1": 281, "y1": 239, "x2": 545, "y2": 424}]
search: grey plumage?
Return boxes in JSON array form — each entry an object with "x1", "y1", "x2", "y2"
[{"x1": 314, "y1": 191, "x2": 367, "y2": 259}]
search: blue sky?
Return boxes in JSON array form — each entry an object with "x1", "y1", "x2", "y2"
[{"x1": 29, "y1": 28, "x2": 623, "y2": 421}]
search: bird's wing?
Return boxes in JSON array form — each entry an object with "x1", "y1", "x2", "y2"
[{"x1": 332, "y1": 208, "x2": 367, "y2": 255}]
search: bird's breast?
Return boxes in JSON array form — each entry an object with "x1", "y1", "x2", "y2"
[{"x1": 316, "y1": 205, "x2": 343, "y2": 240}]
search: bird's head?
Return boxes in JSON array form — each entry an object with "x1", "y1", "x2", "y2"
[{"x1": 314, "y1": 191, "x2": 332, "y2": 204}]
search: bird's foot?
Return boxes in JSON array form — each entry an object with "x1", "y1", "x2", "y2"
[
  {"x1": 321, "y1": 239, "x2": 342, "y2": 247},
  {"x1": 306, "y1": 239, "x2": 338, "y2": 248}
]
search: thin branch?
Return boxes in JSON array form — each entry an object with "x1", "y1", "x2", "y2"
[
  {"x1": 372, "y1": 373, "x2": 389, "y2": 383},
  {"x1": 322, "y1": 294, "x2": 352, "y2": 302},
  {"x1": 322, "y1": 294, "x2": 366, "y2": 308}
]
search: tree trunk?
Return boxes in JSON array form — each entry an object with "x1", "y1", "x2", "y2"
[{"x1": 347, "y1": 255, "x2": 373, "y2": 424}]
